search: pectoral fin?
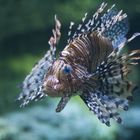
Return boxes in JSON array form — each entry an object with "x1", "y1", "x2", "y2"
[{"x1": 56, "y1": 96, "x2": 71, "y2": 112}]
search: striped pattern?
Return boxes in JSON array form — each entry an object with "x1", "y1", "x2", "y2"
[{"x1": 44, "y1": 33, "x2": 113, "y2": 97}]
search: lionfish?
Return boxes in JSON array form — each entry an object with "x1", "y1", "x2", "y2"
[{"x1": 18, "y1": 3, "x2": 140, "y2": 126}]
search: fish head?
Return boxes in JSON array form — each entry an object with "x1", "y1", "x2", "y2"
[{"x1": 43, "y1": 59, "x2": 80, "y2": 97}]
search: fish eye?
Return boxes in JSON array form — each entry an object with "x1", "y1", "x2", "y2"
[{"x1": 62, "y1": 64, "x2": 73, "y2": 74}]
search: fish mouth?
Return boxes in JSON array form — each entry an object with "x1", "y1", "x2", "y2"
[{"x1": 45, "y1": 83, "x2": 65, "y2": 97}]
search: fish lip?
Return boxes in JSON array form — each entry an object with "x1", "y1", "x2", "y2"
[
  {"x1": 45, "y1": 83, "x2": 64, "y2": 97},
  {"x1": 45, "y1": 86, "x2": 58, "y2": 97}
]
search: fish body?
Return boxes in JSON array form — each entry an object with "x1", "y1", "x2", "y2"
[
  {"x1": 44, "y1": 32, "x2": 112, "y2": 96},
  {"x1": 18, "y1": 3, "x2": 140, "y2": 126}
]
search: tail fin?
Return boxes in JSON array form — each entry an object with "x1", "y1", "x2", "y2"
[{"x1": 67, "y1": 2, "x2": 129, "y2": 49}]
